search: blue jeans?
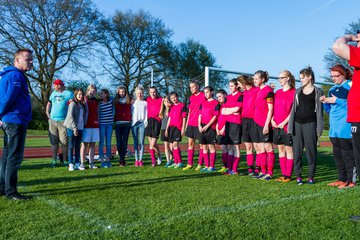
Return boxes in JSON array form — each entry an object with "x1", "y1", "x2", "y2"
[
  {"x1": 99, "y1": 123, "x2": 113, "y2": 158},
  {"x1": 115, "y1": 122, "x2": 131, "y2": 162},
  {"x1": 0, "y1": 122, "x2": 27, "y2": 196},
  {"x1": 67, "y1": 128, "x2": 83, "y2": 164},
  {"x1": 132, "y1": 121, "x2": 145, "y2": 161}
]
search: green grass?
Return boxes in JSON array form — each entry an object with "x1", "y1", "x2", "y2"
[{"x1": 1, "y1": 147, "x2": 360, "y2": 239}]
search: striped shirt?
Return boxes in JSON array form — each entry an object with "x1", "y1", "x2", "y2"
[{"x1": 99, "y1": 100, "x2": 114, "y2": 125}]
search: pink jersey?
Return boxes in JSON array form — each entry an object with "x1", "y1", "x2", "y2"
[
  {"x1": 200, "y1": 99, "x2": 220, "y2": 129},
  {"x1": 146, "y1": 97, "x2": 162, "y2": 122},
  {"x1": 273, "y1": 88, "x2": 295, "y2": 133},
  {"x1": 168, "y1": 102, "x2": 187, "y2": 131},
  {"x1": 223, "y1": 91, "x2": 243, "y2": 124},
  {"x1": 254, "y1": 85, "x2": 274, "y2": 127},
  {"x1": 187, "y1": 92, "x2": 206, "y2": 126},
  {"x1": 217, "y1": 105, "x2": 227, "y2": 135},
  {"x1": 242, "y1": 86, "x2": 259, "y2": 119}
]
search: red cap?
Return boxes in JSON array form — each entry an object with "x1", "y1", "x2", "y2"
[{"x1": 53, "y1": 79, "x2": 64, "y2": 86}]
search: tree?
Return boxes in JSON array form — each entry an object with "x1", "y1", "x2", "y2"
[
  {"x1": 172, "y1": 39, "x2": 226, "y2": 100},
  {"x1": 99, "y1": 10, "x2": 172, "y2": 94},
  {"x1": 0, "y1": 0, "x2": 101, "y2": 111},
  {"x1": 323, "y1": 18, "x2": 360, "y2": 81}
]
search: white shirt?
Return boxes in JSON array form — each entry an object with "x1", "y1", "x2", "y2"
[{"x1": 132, "y1": 100, "x2": 148, "y2": 126}]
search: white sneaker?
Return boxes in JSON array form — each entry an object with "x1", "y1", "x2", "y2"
[
  {"x1": 156, "y1": 157, "x2": 162, "y2": 165},
  {"x1": 68, "y1": 163, "x2": 75, "y2": 171},
  {"x1": 79, "y1": 164, "x2": 86, "y2": 171},
  {"x1": 89, "y1": 164, "x2": 98, "y2": 169}
]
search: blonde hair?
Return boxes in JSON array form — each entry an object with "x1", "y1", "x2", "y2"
[{"x1": 86, "y1": 84, "x2": 97, "y2": 96}]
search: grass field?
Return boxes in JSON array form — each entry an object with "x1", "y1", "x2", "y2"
[{"x1": 1, "y1": 147, "x2": 360, "y2": 239}]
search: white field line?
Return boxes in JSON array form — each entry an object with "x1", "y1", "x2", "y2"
[{"x1": 40, "y1": 188, "x2": 355, "y2": 239}]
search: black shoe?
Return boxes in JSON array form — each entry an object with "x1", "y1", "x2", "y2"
[{"x1": 6, "y1": 193, "x2": 32, "y2": 201}]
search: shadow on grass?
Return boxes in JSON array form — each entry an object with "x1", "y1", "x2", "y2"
[
  {"x1": 24, "y1": 172, "x2": 222, "y2": 196},
  {"x1": 20, "y1": 172, "x2": 134, "y2": 186}
]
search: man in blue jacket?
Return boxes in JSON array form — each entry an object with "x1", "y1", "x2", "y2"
[{"x1": 0, "y1": 49, "x2": 33, "y2": 200}]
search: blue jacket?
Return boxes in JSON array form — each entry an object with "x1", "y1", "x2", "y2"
[
  {"x1": 323, "y1": 80, "x2": 352, "y2": 139},
  {"x1": 0, "y1": 66, "x2": 32, "y2": 125}
]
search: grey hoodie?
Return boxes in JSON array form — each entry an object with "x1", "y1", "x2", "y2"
[{"x1": 288, "y1": 86, "x2": 324, "y2": 137}]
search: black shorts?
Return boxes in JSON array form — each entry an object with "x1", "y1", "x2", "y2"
[
  {"x1": 225, "y1": 122, "x2": 242, "y2": 145},
  {"x1": 160, "y1": 129, "x2": 169, "y2": 142},
  {"x1": 185, "y1": 125, "x2": 201, "y2": 140},
  {"x1": 253, "y1": 123, "x2": 273, "y2": 143},
  {"x1": 199, "y1": 127, "x2": 217, "y2": 145},
  {"x1": 169, "y1": 126, "x2": 182, "y2": 143},
  {"x1": 216, "y1": 135, "x2": 228, "y2": 145},
  {"x1": 145, "y1": 118, "x2": 161, "y2": 138},
  {"x1": 273, "y1": 128, "x2": 292, "y2": 146},
  {"x1": 242, "y1": 118, "x2": 257, "y2": 143}
]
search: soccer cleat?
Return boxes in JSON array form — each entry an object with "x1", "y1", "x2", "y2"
[
  {"x1": 327, "y1": 180, "x2": 346, "y2": 187},
  {"x1": 183, "y1": 165, "x2": 193, "y2": 171},
  {"x1": 51, "y1": 160, "x2": 57, "y2": 167},
  {"x1": 107, "y1": 161, "x2": 112, "y2": 168},
  {"x1": 260, "y1": 174, "x2": 273, "y2": 180},
  {"x1": 200, "y1": 167, "x2": 209, "y2": 173},
  {"x1": 174, "y1": 163, "x2": 184, "y2": 169},
  {"x1": 257, "y1": 173, "x2": 266, "y2": 179},
  {"x1": 195, "y1": 164, "x2": 202, "y2": 171},
  {"x1": 68, "y1": 163, "x2": 75, "y2": 171},
  {"x1": 282, "y1": 177, "x2": 292, "y2": 183},
  {"x1": 89, "y1": 164, "x2": 98, "y2": 169},
  {"x1": 297, "y1": 179, "x2": 303, "y2": 185},
  {"x1": 157, "y1": 157, "x2": 162, "y2": 165},
  {"x1": 6, "y1": 193, "x2": 32, "y2": 201},
  {"x1": 165, "y1": 160, "x2": 174, "y2": 168},
  {"x1": 275, "y1": 177, "x2": 285, "y2": 182},
  {"x1": 251, "y1": 172, "x2": 260, "y2": 178},
  {"x1": 218, "y1": 167, "x2": 228, "y2": 173},
  {"x1": 338, "y1": 182, "x2": 356, "y2": 189},
  {"x1": 79, "y1": 164, "x2": 86, "y2": 170},
  {"x1": 139, "y1": 161, "x2": 144, "y2": 167},
  {"x1": 307, "y1": 179, "x2": 315, "y2": 185},
  {"x1": 101, "y1": 162, "x2": 108, "y2": 168},
  {"x1": 167, "y1": 163, "x2": 176, "y2": 168},
  {"x1": 205, "y1": 167, "x2": 216, "y2": 172}
]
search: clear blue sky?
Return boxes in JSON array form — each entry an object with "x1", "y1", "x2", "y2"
[{"x1": 93, "y1": 0, "x2": 360, "y2": 82}]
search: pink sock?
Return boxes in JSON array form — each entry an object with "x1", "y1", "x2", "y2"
[
  {"x1": 258, "y1": 153, "x2": 267, "y2": 174},
  {"x1": 255, "y1": 155, "x2": 261, "y2": 173},
  {"x1": 279, "y1": 156, "x2": 287, "y2": 176},
  {"x1": 210, "y1": 152, "x2": 216, "y2": 168},
  {"x1": 150, "y1": 149, "x2": 156, "y2": 165},
  {"x1": 198, "y1": 150, "x2": 203, "y2": 166},
  {"x1": 177, "y1": 148, "x2": 182, "y2": 164},
  {"x1": 227, "y1": 154, "x2": 234, "y2": 171},
  {"x1": 232, "y1": 157, "x2": 240, "y2": 173},
  {"x1": 267, "y1": 151, "x2": 275, "y2": 176},
  {"x1": 173, "y1": 148, "x2": 179, "y2": 164},
  {"x1": 246, "y1": 154, "x2": 254, "y2": 171},
  {"x1": 221, "y1": 152, "x2": 228, "y2": 167},
  {"x1": 203, "y1": 151, "x2": 209, "y2": 168},
  {"x1": 285, "y1": 158, "x2": 294, "y2": 177},
  {"x1": 188, "y1": 149, "x2": 194, "y2": 166}
]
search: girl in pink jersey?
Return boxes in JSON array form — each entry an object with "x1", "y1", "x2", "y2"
[
  {"x1": 221, "y1": 79, "x2": 243, "y2": 175},
  {"x1": 253, "y1": 70, "x2": 275, "y2": 180},
  {"x1": 237, "y1": 75, "x2": 260, "y2": 176},
  {"x1": 215, "y1": 89, "x2": 229, "y2": 172},
  {"x1": 198, "y1": 86, "x2": 220, "y2": 172},
  {"x1": 271, "y1": 70, "x2": 296, "y2": 182},
  {"x1": 145, "y1": 87, "x2": 163, "y2": 167},
  {"x1": 184, "y1": 81, "x2": 206, "y2": 171},
  {"x1": 165, "y1": 92, "x2": 187, "y2": 168},
  {"x1": 160, "y1": 96, "x2": 173, "y2": 167}
]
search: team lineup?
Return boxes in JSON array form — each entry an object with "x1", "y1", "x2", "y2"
[{"x1": 1, "y1": 32, "x2": 360, "y2": 201}]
